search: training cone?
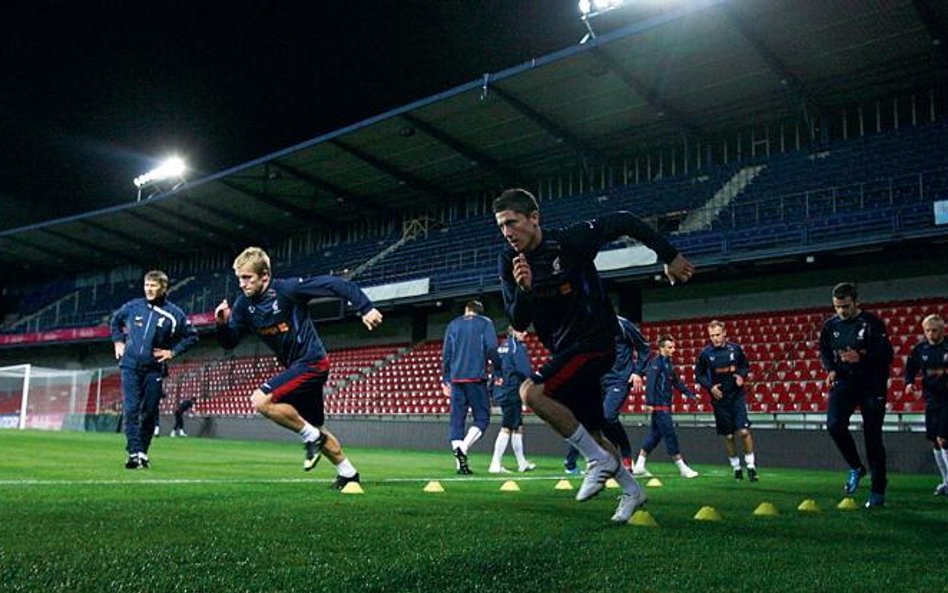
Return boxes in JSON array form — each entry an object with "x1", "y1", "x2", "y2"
[
  {"x1": 554, "y1": 479, "x2": 574, "y2": 490},
  {"x1": 837, "y1": 497, "x2": 860, "y2": 510},
  {"x1": 753, "y1": 502, "x2": 779, "y2": 516},
  {"x1": 500, "y1": 480, "x2": 521, "y2": 492},
  {"x1": 423, "y1": 481, "x2": 445, "y2": 493},
  {"x1": 693, "y1": 506, "x2": 722, "y2": 521},
  {"x1": 341, "y1": 481, "x2": 364, "y2": 495},
  {"x1": 646, "y1": 478, "x2": 664, "y2": 488},
  {"x1": 605, "y1": 478, "x2": 620, "y2": 489},
  {"x1": 629, "y1": 510, "x2": 659, "y2": 527},
  {"x1": 797, "y1": 499, "x2": 821, "y2": 512}
]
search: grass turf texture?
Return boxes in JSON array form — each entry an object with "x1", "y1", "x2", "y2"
[{"x1": 1, "y1": 430, "x2": 946, "y2": 592}]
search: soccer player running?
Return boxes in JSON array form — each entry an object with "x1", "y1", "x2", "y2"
[
  {"x1": 111, "y1": 270, "x2": 198, "y2": 469},
  {"x1": 215, "y1": 247, "x2": 382, "y2": 490},
  {"x1": 819, "y1": 282, "x2": 893, "y2": 508},
  {"x1": 488, "y1": 326, "x2": 536, "y2": 474},
  {"x1": 494, "y1": 188, "x2": 694, "y2": 522},
  {"x1": 564, "y1": 315, "x2": 649, "y2": 472},
  {"x1": 632, "y1": 334, "x2": 699, "y2": 479},
  {"x1": 695, "y1": 320, "x2": 759, "y2": 481},
  {"x1": 903, "y1": 314, "x2": 948, "y2": 496},
  {"x1": 442, "y1": 299, "x2": 501, "y2": 474}
]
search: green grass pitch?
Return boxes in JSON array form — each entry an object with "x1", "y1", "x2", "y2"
[{"x1": 1, "y1": 430, "x2": 946, "y2": 592}]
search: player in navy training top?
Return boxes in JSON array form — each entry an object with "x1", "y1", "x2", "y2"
[
  {"x1": 695, "y1": 319, "x2": 759, "y2": 481},
  {"x1": 215, "y1": 247, "x2": 383, "y2": 490},
  {"x1": 819, "y1": 282, "x2": 893, "y2": 508},
  {"x1": 488, "y1": 326, "x2": 536, "y2": 474},
  {"x1": 564, "y1": 315, "x2": 649, "y2": 473},
  {"x1": 632, "y1": 335, "x2": 699, "y2": 479},
  {"x1": 441, "y1": 299, "x2": 500, "y2": 474},
  {"x1": 904, "y1": 314, "x2": 948, "y2": 495},
  {"x1": 111, "y1": 270, "x2": 198, "y2": 469},
  {"x1": 493, "y1": 187, "x2": 694, "y2": 522}
]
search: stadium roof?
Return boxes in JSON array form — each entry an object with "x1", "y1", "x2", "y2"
[{"x1": 2, "y1": 0, "x2": 945, "y2": 275}]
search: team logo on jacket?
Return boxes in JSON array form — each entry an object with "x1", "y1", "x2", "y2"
[
  {"x1": 272, "y1": 301, "x2": 281, "y2": 314},
  {"x1": 134, "y1": 315, "x2": 144, "y2": 327},
  {"x1": 552, "y1": 257, "x2": 562, "y2": 274},
  {"x1": 157, "y1": 318, "x2": 165, "y2": 328}
]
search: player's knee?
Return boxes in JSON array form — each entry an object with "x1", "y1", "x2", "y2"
[
  {"x1": 738, "y1": 428, "x2": 751, "y2": 437},
  {"x1": 519, "y1": 380, "x2": 541, "y2": 406},
  {"x1": 937, "y1": 436, "x2": 946, "y2": 449},
  {"x1": 724, "y1": 434, "x2": 736, "y2": 443},
  {"x1": 250, "y1": 390, "x2": 271, "y2": 415}
]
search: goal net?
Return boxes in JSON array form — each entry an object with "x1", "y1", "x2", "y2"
[{"x1": 0, "y1": 364, "x2": 97, "y2": 430}]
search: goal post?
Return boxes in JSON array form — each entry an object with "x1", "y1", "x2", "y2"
[{"x1": 0, "y1": 364, "x2": 99, "y2": 431}]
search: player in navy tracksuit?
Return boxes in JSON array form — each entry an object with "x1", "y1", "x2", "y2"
[
  {"x1": 903, "y1": 314, "x2": 948, "y2": 495},
  {"x1": 632, "y1": 335, "x2": 699, "y2": 478},
  {"x1": 488, "y1": 326, "x2": 536, "y2": 473},
  {"x1": 442, "y1": 299, "x2": 500, "y2": 474},
  {"x1": 493, "y1": 187, "x2": 694, "y2": 522},
  {"x1": 564, "y1": 315, "x2": 649, "y2": 472},
  {"x1": 695, "y1": 320, "x2": 759, "y2": 481},
  {"x1": 819, "y1": 282, "x2": 893, "y2": 508},
  {"x1": 215, "y1": 247, "x2": 383, "y2": 489},
  {"x1": 110, "y1": 270, "x2": 198, "y2": 469}
]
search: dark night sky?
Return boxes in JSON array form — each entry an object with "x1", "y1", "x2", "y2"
[{"x1": 0, "y1": 2, "x2": 603, "y2": 229}]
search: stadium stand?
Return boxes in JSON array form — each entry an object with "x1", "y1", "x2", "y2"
[
  {"x1": 127, "y1": 298, "x2": 947, "y2": 421},
  {"x1": 3, "y1": 120, "x2": 946, "y2": 336}
]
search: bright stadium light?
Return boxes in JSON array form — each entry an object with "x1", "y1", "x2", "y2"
[
  {"x1": 579, "y1": 0, "x2": 676, "y2": 43},
  {"x1": 134, "y1": 156, "x2": 187, "y2": 201}
]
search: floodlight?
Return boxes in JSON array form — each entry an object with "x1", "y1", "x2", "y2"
[{"x1": 134, "y1": 156, "x2": 187, "y2": 200}]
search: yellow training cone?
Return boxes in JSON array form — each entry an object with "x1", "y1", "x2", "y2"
[
  {"x1": 341, "y1": 481, "x2": 364, "y2": 494},
  {"x1": 629, "y1": 510, "x2": 659, "y2": 527},
  {"x1": 605, "y1": 478, "x2": 620, "y2": 489},
  {"x1": 554, "y1": 479, "x2": 574, "y2": 490},
  {"x1": 837, "y1": 497, "x2": 859, "y2": 510},
  {"x1": 693, "y1": 506, "x2": 722, "y2": 521},
  {"x1": 500, "y1": 480, "x2": 521, "y2": 492},
  {"x1": 797, "y1": 499, "x2": 821, "y2": 512},
  {"x1": 646, "y1": 478, "x2": 664, "y2": 488},
  {"x1": 423, "y1": 481, "x2": 445, "y2": 493},
  {"x1": 753, "y1": 502, "x2": 779, "y2": 516}
]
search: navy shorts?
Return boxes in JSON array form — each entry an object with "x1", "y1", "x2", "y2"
[
  {"x1": 262, "y1": 358, "x2": 330, "y2": 427},
  {"x1": 711, "y1": 393, "x2": 751, "y2": 436},
  {"x1": 498, "y1": 394, "x2": 523, "y2": 430},
  {"x1": 537, "y1": 344, "x2": 614, "y2": 433},
  {"x1": 925, "y1": 400, "x2": 948, "y2": 442}
]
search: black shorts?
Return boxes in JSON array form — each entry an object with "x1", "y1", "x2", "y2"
[
  {"x1": 711, "y1": 394, "x2": 751, "y2": 436},
  {"x1": 537, "y1": 344, "x2": 614, "y2": 432},
  {"x1": 925, "y1": 400, "x2": 948, "y2": 442},
  {"x1": 261, "y1": 358, "x2": 330, "y2": 427}
]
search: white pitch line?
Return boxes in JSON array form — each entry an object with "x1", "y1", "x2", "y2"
[{"x1": 0, "y1": 469, "x2": 748, "y2": 487}]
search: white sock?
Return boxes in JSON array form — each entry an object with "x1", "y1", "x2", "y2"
[
  {"x1": 511, "y1": 433, "x2": 527, "y2": 466},
  {"x1": 744, "y1": 452, "x2": 756, "y2": 469},
  {"x1": 729, "y1": 456, "x2": 741, "y2": 470},
  {"x1": 335, "y1": 457, "x2": 357, "y2": 478},
  {"x1": 566, "y1": 425, "x2": 609, "y2": 463},
  {"x1": 613, "y1": 466, "x2": 642, "y2": 496},
  {"x1": 451, "y1": 439, "x2": 464, "y2": 452},
  {"x1": 634, "y1": 454, "x2": 647, "y2": 472},
  {"x1": 936, "y1": 448, "x2": 948, "y2": 483},
  {"x1": 299, "y1": 423, "x2": 321, "y2": 443},
  {"x1": 461, "y1": 426, "x2": 483, "y2": 454},
  {"x1": 675, "y1": 458, "x2": 689, "y2": 470},
  {"x1": 491, "y1": 431, "x2": 510, "y2": 468}
]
